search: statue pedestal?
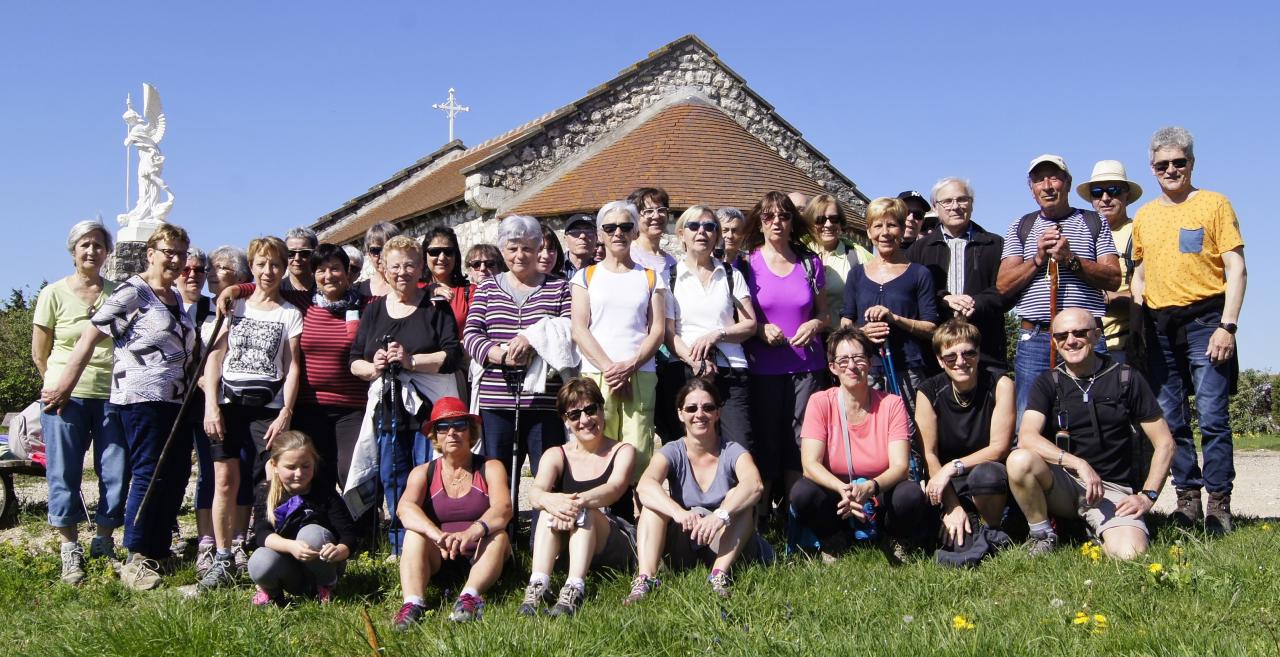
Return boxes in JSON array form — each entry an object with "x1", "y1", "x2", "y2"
[
  {"x1": 117, "y1": 222, "x2": 159, "y2": 244},
  {"x1": 105, "y1": 241, "x2": 148, "y2": 282}
]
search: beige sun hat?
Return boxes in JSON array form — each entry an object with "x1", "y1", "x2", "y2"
[{"x1": 1076, "y1": 160, "x2": 1143, "y2": 204}]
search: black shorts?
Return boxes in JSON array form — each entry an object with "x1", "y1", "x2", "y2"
[{"x1": 209, "y1": 404, "x2": 275, "y2": 469}]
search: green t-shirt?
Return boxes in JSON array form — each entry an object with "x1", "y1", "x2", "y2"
[{"x1": 33, "y1": 277, "x2": 117, "y2": 399}]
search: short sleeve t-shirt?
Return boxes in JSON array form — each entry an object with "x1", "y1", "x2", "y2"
[
  {"x1": 33, "y1": 277, "x2": 117, "y2": 399},
  {"x1": 1025, "y1": 358, "x2": 1163, "y2": 485},
  {"x1": 221, "y1": 299, "x2": 304, "y2": 408},
  {"x1": 917, "y1": 370, "x2": 998, "y2": 463},
  {"x1": 669, "y1": 259, "x2": 750, "y2": 369},
  {"x1": 743, "y1": 249, "x2": 827, "y2": 375},
  {"x1": 571, "y1": 264, "x2": 666, "y2": 374},
  {"x1": 91, "y1": 275, "x2": 197, "y2": 405},
  {"x1": 660, "y1": 439, "x2": 749, "y2": 510},
  {"x1": 1132, "y1": 190, "x2": 1244, "y2": 310},
  {"x1": 1000, "y1": 209, "x2": 1119, "y2": 321},
  {"x1": 800, "y1": 387, "x2": 910, "y2": 481}
]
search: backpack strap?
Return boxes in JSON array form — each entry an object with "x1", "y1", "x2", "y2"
[
  {"x1": 584, "y1": 264, "x2": 596, "y2": 287},
  {"x1": 1016, "y1": 212, "x2": 1040, "y2": 246},
  {"x1": 645, "y1": 268, "x2": 656, "y2": 292},
  {"x1": 1018, "y1": 210, "x2": 1103, "y2": 249},
  {"x1": 1122, "y1": 230, "x2": 1135, "y2": 285}
]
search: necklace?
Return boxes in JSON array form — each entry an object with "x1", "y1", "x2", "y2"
[
  {"x1": 950, "y1": 383, "x2": 973, "y2": 408},
  {"x1": 1062, "y1": 369, "x2": 1098, "y2": 403}
]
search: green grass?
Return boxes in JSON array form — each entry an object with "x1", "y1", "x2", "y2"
[
  {"x1": 1236, "y1": 433, "x2": 1280, "y2": 452},
  {"x1": 1, "y1": 513, "x2": 1278, "y2": 657}
]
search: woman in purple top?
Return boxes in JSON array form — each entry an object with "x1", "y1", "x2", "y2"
[{"x1": 740, "y1": 191, "x2": 829, "y2": 504}]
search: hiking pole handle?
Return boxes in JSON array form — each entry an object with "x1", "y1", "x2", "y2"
[{"x1": 1048, "y1": 258, "x2": 1060, "y2": 368}]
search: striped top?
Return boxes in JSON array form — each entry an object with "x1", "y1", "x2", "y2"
[
  {"x1": 1000, "y1": 208, "x2": 1117, "y2": 321},
  {"x1": 463, "y1": 273, "x2": 572, "y2": 410}
]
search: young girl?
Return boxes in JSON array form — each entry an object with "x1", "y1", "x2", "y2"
[{"x1": 248, "y1": 431, "x2": 358, "y2": 606}]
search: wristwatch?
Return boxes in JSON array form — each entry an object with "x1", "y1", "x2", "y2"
[
  {"x1": 713, "y1": 508, "x2": 731, "y2": 526},
  {"x1": 1140, "y1": 489, "x2": 1159, "y2": 503},
  {"x1": 952, "y1": 459, "x2": 965, "y2": 476},
  {"x1": 1218, "y1": 322, "x2": 1238, "y2": 335},
  {"x1": 1068, "y1": 256, "x2": 1082, "y2": 272}
]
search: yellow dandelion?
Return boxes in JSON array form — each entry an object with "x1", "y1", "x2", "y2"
[
  {"x1": 1168, "y1": 545, "x2": 1184, "y2": 559},
  {"x1": 1148, "y1": 563, "x2": 1163, "y2": 574},
  {"x1": 952, "y1": 615, "x2": 976, "y2": 631},
  {"x1": 1264, "y1": 524, "x2": 1273, "y2": 532},
  {"x1": 1093, "y1": 614, "x2": 1108, "y2": 625},
  {"x1": 1073, "y1": 612, "x2": 1089, "y2": 625}
]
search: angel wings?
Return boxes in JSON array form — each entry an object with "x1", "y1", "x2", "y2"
[{"x1": 123, "y1": 83, "x2": 166, "y2": 148}]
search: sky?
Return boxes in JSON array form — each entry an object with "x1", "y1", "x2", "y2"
[{"x1": 1, "y1": 1, "x2": 1277, "y2": 368}]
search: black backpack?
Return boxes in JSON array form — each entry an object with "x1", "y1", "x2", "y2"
[
  {"x1": 1049, "y1": 362, "x2": 1151, "y2": 489},
  {"x1": 1015, "y1": 209, "x2": 1104, "y2": 252}
]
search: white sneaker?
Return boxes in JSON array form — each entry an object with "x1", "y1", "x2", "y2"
[{"x1": 60, "y1": 543, "x2": 86, "y2": 585}]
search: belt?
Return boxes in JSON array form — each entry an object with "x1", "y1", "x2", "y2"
[{"x1": 1019, "y1": 319, "x2": 1050, "y2": 330}]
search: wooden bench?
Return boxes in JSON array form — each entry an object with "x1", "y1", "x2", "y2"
[{"x1": 2, "y1": 410, "x2": 47, "y2": 527}]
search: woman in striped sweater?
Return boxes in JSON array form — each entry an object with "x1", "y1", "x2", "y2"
[{"x1": 463, "y1": 215, "x2": 573, "y2": 478}]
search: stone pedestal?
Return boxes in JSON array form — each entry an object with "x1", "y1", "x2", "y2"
[{"x1": 105, "y1": 241, "x2": 148, "y2": 282}]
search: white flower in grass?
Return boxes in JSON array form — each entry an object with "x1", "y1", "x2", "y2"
[
  {"x1": 902, "y1": 615, "x2": 914, "y2": 624},
  {"x1": 1050, "y1": 598, "x2": 1064, "y2": 608}
]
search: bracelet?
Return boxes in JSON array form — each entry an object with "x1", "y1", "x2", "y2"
[
  {"x1": 475, "y1": 520, "x2": 490, "y2": 539},
  {"x1": 1057, "y1": 450, "x2": 1066, "y2": 467},
  {"x1": 870, "y1": 479, "x2": 881, "y2": 496}
]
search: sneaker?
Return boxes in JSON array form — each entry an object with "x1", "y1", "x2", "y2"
[
  {"x1": 517, "y1": 579, "x2": 550, "y2": 616},
  {"x1": 251, "y1": 587, "x2": 279, "y2": 607},
  {"x1": 315, "y1": 584, "x2": 334, "y2": 604},
  {"x1": 819, "y1": 532, "x2": 851, "y2": 565},
  {"x1": 1172, "y1": 489, "x2": 1204, "y2": 527},
  {"x1": 448, "y1": 593, "x2": 484, "y2": 622},
  {"x1": 60, "y1": 543, "x2": 86, "y2": 585},
  {"x1": 392, "y1": 602, "x2": 427, "y2": 631},
  {"x1": 623, "y1": 575, "x2": 659, "y2": 605},
  {"x1": 196, "y1": 555, "x2": 236, "y2": 592},
  {"x1": 879, "y1": 537, "x2": 910, "y2": 566},
  {"x1": 170, "y1": 530, "x2": 186, "y2": 558},
  {"x1": 89, "y1": 535, "x2": 117, "y2": 560},
  {"x1": 230, "y1": 539, "x2": 250, "y2": 578},
  {"x1": 547, "y1": 583, "x2": 584, "y2": 617},
  {"x1": 195, "y1": 543, "x2": 215, "y2": 579},
  {"x1": 1026, "y1": 531, "x2": 1059, "y2": 557},
  {"x1": 708, "y1": 571, "x2": 732, "y2": 598},
  {"x1": 120, "y1": 554, "x2": 163, "y2": 591},
  {"x1": 1206, "y1": 491, "x2": 1234, "y2": 535}
]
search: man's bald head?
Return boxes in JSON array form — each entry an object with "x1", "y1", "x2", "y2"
[
  {"x1": 788, "y1": 192, "x2": 810, "y2": 212},
  {"x1": 1051, "y1": 307, "x2": 1095, "y2": 333}
]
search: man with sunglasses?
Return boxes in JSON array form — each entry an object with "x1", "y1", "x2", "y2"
[
  {"x1": 897, "y1": 190, "x2": 931, "y2": 249},
  {"x1": 1075, "y1": 161, "x2": 1143, "y2": 365},
  {"x1": 282, "y1": 226, "x2": 318, "y2": 293},
  {"x1": 560, "y1": 214, "x2": 599, "y2": 281},
  {"x1": 1007, "y1": 308, "x2": 1173, "y2": 560},
  {"x1": 1131, "y1": 126, "x2": 1247, "y2": 534}
]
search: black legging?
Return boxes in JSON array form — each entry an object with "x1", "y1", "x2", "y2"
[{"x1": 791, "y1": 476, "x2": 938, "y2": 549}]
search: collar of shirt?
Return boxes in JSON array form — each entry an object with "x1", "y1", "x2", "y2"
[{"x1": 940, "y1": 225, "x2": 974, "y2": 242}]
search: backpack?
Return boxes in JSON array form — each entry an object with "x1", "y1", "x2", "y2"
[
  {"x1": 667, "y1": 260, "x2": 738, "y2": 316},
  {"x1": 1049, "y1": 362, "x2": 1150, "y2": 489},
  {"x1": 584, "y1": 264, "x2": 656, "y2": 292},
  {"x1": 1015, "y1": 210, "x2": 1104, "y2": 252}
]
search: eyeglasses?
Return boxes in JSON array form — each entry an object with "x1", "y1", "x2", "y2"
[
  {"x1": 760, "y1": 211, "x2": 791, "y2": 223},
  {"x1": 685, "y1": 220, "x2": 718, "y2": 233},
  {"x1": 181, "y1": 266, "x2": 207, "y2": 276},
  {"x1": 1089, "y1": 185, "x2": 1127, "y2": 199},
  {"x1": 815, "y1": 215, "x2": 842, "y2": 226},
  {"x1": 833, "y1": 354, "x2": 870, "y2": 369},
  {"x1": 940, "y1": 348, "x2": 979, "y2": 366},
  {"x1": 600, "y1": 222, "x2": 635, "y2": 235},
  {"x1": 425, "y1": 247, "x2": 454, "y2": 258},
  {"x1": 639, "y1": 207, "x2": 669, "y2": 217},
  {"x1": 154, "y1": 248, "x2": 185, "y2": 260},
  {"x1": 468, "y1": 259, "x2": 497, "y2": 269},
  {"x1": 936, "y1": 196, "x2": 972, "y2": 208},
  {"x1": 368, "y1": 246, "x2": 383, "y2": 256},
  {"x1": 681, "y1": 402, "x2": 720, "y2": 414},
  {"x1": 564, "y1": 404, "x2": 599, "y2": 421},
  {"x1": 287, "y1": 249, "x2": 313, "y2": 260},
  {"x1": 1051, "y1": 328, "x2": 1093, "y2": 342},
  {"x1": 1152, "y1": 158, "x2": 1189, "y2": 172},
  {"x1": 435, "y1": 418, "x2": 469, "y2": 432}
]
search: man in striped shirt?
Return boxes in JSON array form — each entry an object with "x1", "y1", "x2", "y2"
[{"x1": 997, "y1": 154, "x2": 1121, "y2": 420}]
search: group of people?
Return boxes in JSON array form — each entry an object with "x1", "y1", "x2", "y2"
[{"x1": 31, "y1": 125, "x2": 1245, "y2": 625}]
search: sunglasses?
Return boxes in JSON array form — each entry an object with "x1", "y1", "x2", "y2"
[
  {"x1": 1152, "y1": 158, "x2": 1189, "y2": 172},
  {"x1": 181, "y1": 266, "x2": 207, "y2": 276},
  {"x1": 287, "y1": 249, "x2": 313, "y2": 260},
  {"x1": 833, "y1": 354, "x2": 870, "y2": 369},
  {"x1": 368, "y1": 246, "x2": 383, "y2": 256},
  {"x1": 1051, "y1": 328, "x2": 1093, "y2": 342},
  {"x1": 564, "y1": 404, "x2": 600, "y2": 421},
  {"x1": 425, "y1": 247, "x2": 454, "y2": 258},
  {"x1": 905, "y1": 209, "x2": 927, "y2": 219},
  {"x1": 815, "y1": 215, "x2": 842, "y2": 226},
  {"x1": 435, "y1": 418, "x2": 469, "y2": 432},
  {"x1": 468, "y1": 259, "x2": 497, "y2": 269},
  {"x1": 600, "y1": 222, "x2": 636, "y2": 235},
  {"x1": 760, "y1": 211, "x2": 791, "y2": 223},
  {"x1": 566, "y1": 229, "x2": 595, "y2": 239},
  {"x1": 685, "y1": 220, "x2": 718, "y2": 233},
  {"x1": 1089, "y1": 185, "x2": 1127, "y2": 199},
  {"x1": 940, "y1": 348, "x2": 979, "y2": 366},
  {"x1": 681, "y1": 402, "x2": 719, "y2": 414}
]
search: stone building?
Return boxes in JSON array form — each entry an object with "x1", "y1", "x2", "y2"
[{"x1": 311, "y1": 34, "x2": 869, "y2": 256}]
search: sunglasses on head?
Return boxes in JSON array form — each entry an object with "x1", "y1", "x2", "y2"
[
  {"x1": 181, "y1": 266, "x2": 207, "y2": 276},
  {"x1": 685, "y1": 220, "x2": 718, "y2": 233},
  {"x1": 1152, "y1": 158, "x2": 1189, "y2": 172},
  {"x1": 940, "y1": 348, "x2": 978, "y2": 366},
  {"x1": 760, "y1": 211, "x2": 791, "y2": 223},
  {"x1": 815, "y1": 215, "x2": 842, "y2": 226},
  {"x1": 1089, "y1": 185, "x2": 1127, "y2": 199},
  {"x1": 1052, "y1": 328, "x2": 1093, "y2": 342},
  {"x1": 681, "y1": 402, "x2": 719, "y2": 414},
  {"x1": 468, "y1": 259, "x2": 497, "y2": 269},
  {"x1": 600, "y1": 222, "x2": 635, "y2": 235},
  {"x1": 564, "y1": 404, "x2": 599, "y2": 421},
  {"x1": 287, "y1": 249, "x2": 313, "y2": 260},
  {"x1": 435, "y1": 418, "x2": 469, "y2": 432},
  {"x1": 425, "y1": 247, "x2": 453, "y2": 258}
]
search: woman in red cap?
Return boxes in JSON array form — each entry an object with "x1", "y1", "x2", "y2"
[{"x1": 391, "y1": 397, "x2": 512, "y2": 629}]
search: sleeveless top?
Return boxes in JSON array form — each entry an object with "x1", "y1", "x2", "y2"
[
  {"x1": 425, "y1": 454, "x2": 491, "y2": 533},
  {"x1": 918, "y1": 370, "x2": 998, "y2": 463},
  {"x1": 557, "y1": 444, "x2": 621, "y2": 494}
]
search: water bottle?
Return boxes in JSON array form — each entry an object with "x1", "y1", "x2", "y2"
[{"x1": 849, "y1": 477, "x2": 879, "y2": 542}]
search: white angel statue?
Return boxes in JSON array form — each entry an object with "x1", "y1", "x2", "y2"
[{"x1": 117, "y1": 83, "x2": 174, "y2": 230}]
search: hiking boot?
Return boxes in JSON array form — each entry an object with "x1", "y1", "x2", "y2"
[
  {"x1": 89, "y1": 535, "x2": 117, "y2": 560},
  {"x1": 819, "y1": 532, "x2": 851, "y2": 565},
  {"x1": 708, "y1": 570, "x2": 732, "y2": 598},
  {"x1": 251, "y1": 587, "x2": 280, "y2": 607},
  {"x1": 196, "y1": 555, "x2": 236, "y2": 592},
  {"x1": 1172, "y1": 489, "x2": 1204, "y2": 528},
  {"x1": 1026, "y1": 532, "x2": 1059, "y2": 557},
  {"x1": 120, "y1": 554, "x2": 163, "y2": 591},
  {"x1": 879, "y1": 537, "x2": 910, "y2": 566},
  {"x1": 230, "y1": 539, "x2": 250, "y2": 578},
  {"x1": 315, "y1": 584, "x2": 334, "y2": 604},
  {"x1": 195, "y1": 543, "x2": 215, "y2": 579},
  {"x1": 448, "y1": 593, "x2": 484, "y2": 622},
  {"x1": 1206, "y1": 492, "x2": 1234, "y2": 535},
  {"x1": 547, "y1": 583, "x2": 584, "y2": 617},
  {"x1": 60, "y1": 543, "x2": 86, "y2": 585},
  {"x1": 392, "y1": 602, "x2": 427, "y2": 631},
  {"x1": 517, "y1": 579, "x2": 550, "y2": 616},
  {"x1": 623, "y1": 575, "x2": 659, "y2": 605}
]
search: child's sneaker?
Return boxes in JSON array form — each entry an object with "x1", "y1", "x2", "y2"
[
  {"x1": 251, "y1": 587, "x2": 279, "y2": 607},
  {"x1": 392, "y1": 602, "x2": 427, "y2": 631},
  {"x1": 448, "y1": 593, "x2": 484, "y2": 622},
  {"x1": 315, "y1": 584, "x2": 334, "y2": 604}
]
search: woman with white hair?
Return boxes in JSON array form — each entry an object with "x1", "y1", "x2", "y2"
[
  {"x1": 355, "y1": 222, "x2": 401, "y2": 298},
  {"x1": 463, "y1": 215, "x2": 572, "y2": 478},
  {"x1": 31, "y1": 220, "x2": 127, "y2": 585},
  {"x1": 208, "y1": 245, "x2": 251, "y2": 296}
]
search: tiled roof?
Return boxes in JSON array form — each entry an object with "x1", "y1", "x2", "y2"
[{"x1": 512, "y1": 102, "x2": 861, "y2": 224}]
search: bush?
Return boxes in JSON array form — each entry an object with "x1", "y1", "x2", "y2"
[
  {"x1": 1228, "y1": 369, "x2": 1278, "y2": 436},
  {"x1": 0, "y1": 287, "x2": 42, "y2": 414}
]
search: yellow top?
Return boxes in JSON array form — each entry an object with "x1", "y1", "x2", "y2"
[
  {"x1": 806, "y1": 237, "x2": 872, "y2": 330},
  {"x1": 1132, "y1": 190, "x2": 1244, "y2": 310},
  {"x1": 1102, "y1": 220, "x2": 1133, "y2": 350},
  {"x1": 33, "y1": 277, "x2": 118, "y2": 399}
]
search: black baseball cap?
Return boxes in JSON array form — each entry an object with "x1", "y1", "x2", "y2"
[
  {"x1": 565, "y1": 214, "x2": 595, "y2": 231},
  {"x1": 897, "y1": 190, "x2": 931, "y2": 210}
]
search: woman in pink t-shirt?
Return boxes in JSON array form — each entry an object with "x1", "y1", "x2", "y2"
[{"x1": 792, "y1": 327, "x2": 937, "y2": 562}]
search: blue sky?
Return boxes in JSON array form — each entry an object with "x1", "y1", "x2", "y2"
[{"x1": 2, "y1": 1, "x2": 1276, "y2": 368}]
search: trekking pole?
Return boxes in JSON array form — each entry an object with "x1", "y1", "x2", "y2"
[
  {"x1": 385, "y1": 338, "x2": 403, "y2": 556},
  {"x1": 1048, "y1": 257, "x2": 1060, "y2": 368},
  {"x1": 137, "y1": 312, "x2": 226, "y2": 522},
  {"x1": 501, "y1": 365, "x2": 527, "y2": 543}
]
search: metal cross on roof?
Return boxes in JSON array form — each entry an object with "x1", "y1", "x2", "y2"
[{"x1": 431, "y1": 87, "x2": 470, "y2": 143}]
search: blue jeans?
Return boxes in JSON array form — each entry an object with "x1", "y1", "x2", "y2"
[
  {"x1": 1013, "y1": 325, "x2": 1108, "y2": 428},
  {"x1": 40, "y1": 398, "x2": 129, "y2": 529},
  {"x1": 379, "y1": 429, "x2": 429, "y2": 555},
  {"x1": 117, "y1": 402, "x2": 193, "y2": 559},
  {"x1": 480, "y1": 408, "x2": 566, "y2": 478},
  {"x1": 1146, "y1": 310, "x2": 1236, "y2": 493}
]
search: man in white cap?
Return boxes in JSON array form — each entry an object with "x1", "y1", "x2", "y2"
[
  {"x1": 997, "y1": 155, "x2": 1121, "y2": 420},
  {"x1": 1077, "y1": 161, "x2": 1143, "y2": 364}
]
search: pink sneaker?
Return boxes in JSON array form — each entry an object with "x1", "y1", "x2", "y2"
[
  {"x1": 315, "y1": 584, "x2": 334, "y2": 604},
  {"x1": 251, "y1": 587, "x2": 278, "y2": 607}
]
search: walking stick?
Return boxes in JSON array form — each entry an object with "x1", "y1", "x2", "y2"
[
  {"x1": 137, "y1": 313, "x2": 225, "y2": 522},
  {"x1": 1048, "y1": 257, "x2": 1060, "y2": 368},
  {"x1": 501, "y1": 366, "x2": 527, "y2": 543},
  {"x1": 380, "y1": 337, "x2": 404, "y2": 556}
]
